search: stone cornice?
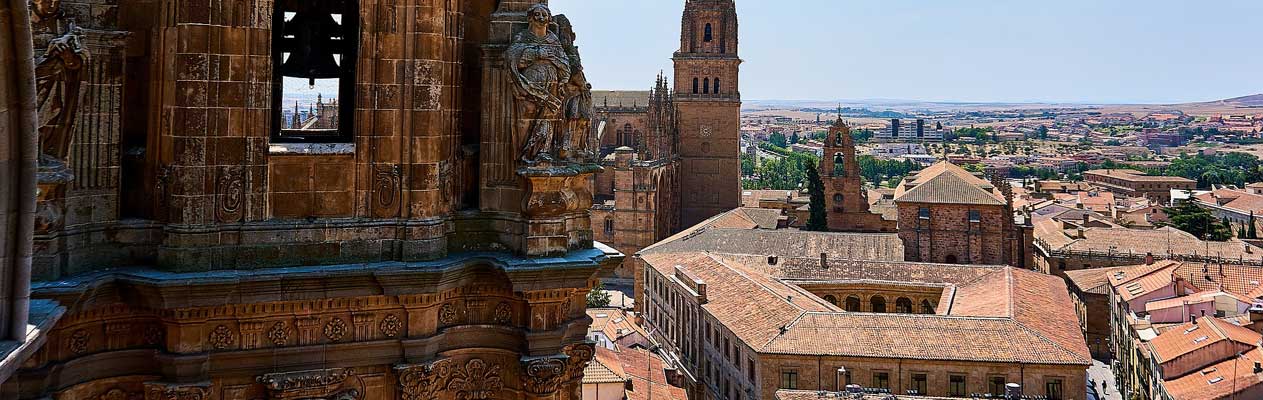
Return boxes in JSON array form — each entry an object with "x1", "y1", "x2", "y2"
[{"x1": 32, "y1": 248, "x2": 622, "y2": 309}]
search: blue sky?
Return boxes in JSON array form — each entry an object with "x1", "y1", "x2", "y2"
[{"x1": 548, "y1": 0, "x2": 1263, "y2": 104}]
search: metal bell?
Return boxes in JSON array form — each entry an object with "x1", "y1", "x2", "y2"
[{"x1": 278, "y1": 10, "x2": 344, "y2": 85}]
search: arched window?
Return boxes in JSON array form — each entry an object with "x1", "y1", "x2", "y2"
[
  {"x1": 823, "y1": 295, "x2": 838, "y2": 306},
  {"x1": 921, "y1": 300, "x2": 935, "y2": 314},
  {"x1": 870, "y1": 296, "x2": 887, "y2": 313},
  {"x1": 704, "y1": 23, "x2": 713, "y2": 42},
  {"x1": 833, "y1": 153, "x2": 845, "y2": 176},
  {"x1": 273, "y1": 0, "x2": 359, "y2": 143},
  {"x1": 703, "y1": 78, "x2": 710, "y2": 94},
  {"x1": 714, "y1": 78, "x2": 720, "y2": 94},
  {"x1": 895, "y1": 298, "x2": 913, "y2": 313},
  {"x1": 693, "y1": 78, "x2": 699, "y2": 94},
  {"x1": 945, "y1": 255, "x2": 959, "y2": 264},
  {"x1": 833, "y1": 194, "x2": 843, "y2": 204},
  {"x1": 604, "y1": 218, "x2": 614, "y2": 235},
  {"x1": 844, "y1": 296, "x2": 861, "y2": 312}
]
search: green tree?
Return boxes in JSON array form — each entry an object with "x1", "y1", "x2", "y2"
[
  {"x1": 586, "y1": 283, "x2": 611, "y2": 308},
  {"x1": 804, "y1": 164, "x2": 828, "y2": 232},
  {"x1": 740, "y1": 153, "x2": 755, "y2": 176},
  {"x1": 1162, "y1": 200, "x2": 1232, "y2": 241},
  {"x1": 769, "y1": 132, "x2": 788, "y2": 148}
]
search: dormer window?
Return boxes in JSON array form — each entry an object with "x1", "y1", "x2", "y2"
[{"x1": 272, "y1": 0, "x2": 359, "y2": 143}]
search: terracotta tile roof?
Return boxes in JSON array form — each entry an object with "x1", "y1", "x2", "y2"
[
  {"x1": 1065, "y1": 266, "x2": 1133, "y2": 295},
  {"x1": 593, "y1": 90, "x2": 651, "y2": 110},
  {"x1": 1036, "y1": 218, "x2": 1263, "y2": 259},
  {"x1": 894, "y1": 162, "x2": 1007, "y2": 206},
  {"x1": 1147, "y1": 317, "x2": 1260, "y2": 364},
  {"x1": 1084, "y1": 169, "x2": 1195, "y2": 183},
  {"x1": 643, "y1": 250, "x2": 1090, "y2": 365},
  {"x1": 742, "y1": 189, "x2": 803, "y2": 208},
  {"x1": 618, "y1": 346, "x2": 689, "y2": 400},
  {"x1": 642, "y1": 226, "x2": 904, "y2": 262},
  {"x1": 588, "y1": 308, "x2": 651, "y2": 348},
  {"x1": 1163, "y1": 347, "x2": 1263, "y2": 400},
  {"x1": 776, "y1": 390, "x2": 954, "y2": 400},
  {"x1": 1110, "y1": 261, "x2": 1184, "y2": 303},
  {"x1": 1145, "y1": 291, "x2": 1247, "y2": 314},
  {"x1": 583, "y1": 346, "x2": 627, "y2": 384}
]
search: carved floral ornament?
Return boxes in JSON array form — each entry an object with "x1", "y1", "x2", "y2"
[{"x1": 396, "y1": 358, "x2": 504, "y2": 400}]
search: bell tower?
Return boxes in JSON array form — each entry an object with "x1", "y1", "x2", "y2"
[
  {"x1": 673, "y1": 0, "x2": 741, "y2": 228},
  {"x1": 820, "y1": 116, "x2": 898, "y2": 233}
]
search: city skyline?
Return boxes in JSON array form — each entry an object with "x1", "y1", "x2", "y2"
[{"x1": 550, "y1": 0, "x2": 1263, "y2": 104}]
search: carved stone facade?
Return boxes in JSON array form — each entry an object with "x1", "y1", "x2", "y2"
[{"x1": 1, "y1": 0, "x2": 619, "y2": 398}]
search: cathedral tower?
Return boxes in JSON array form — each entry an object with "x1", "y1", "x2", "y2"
[{"x1": 673, "y1": 0, "x2": 741, "y2": 228}]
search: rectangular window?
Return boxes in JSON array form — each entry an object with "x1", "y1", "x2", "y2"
[
  {"x1": 919, "y1": 207, "x2": 931, "y2": 219},
  {"x1": 910, "y1": 373, "x2": 927, "y2": 395},
  {"x1": 873, "y1": 372, "x2": 889, "y2": 390},
  {"x1": 989, "y1": 376, "x2": 1007, "y2": 396},
  {"x1": 968, "y1": 210, "x2": 982, "y2": 222},
  {"x1": 1047, "y1": 379, "x2": 1064, "y2": 400},
  {"x1": 272, "y1": 0, "x2": 359, "y2": 143},
  {"x1": 780, "y1": 371, "x2": 798, "y2": 389},
  {"x1": 949, "y1": 375, "x2": 967, "y2": 397},
  {"x1": 747, "y1": 359, "x2": 755, "y2": 381}
]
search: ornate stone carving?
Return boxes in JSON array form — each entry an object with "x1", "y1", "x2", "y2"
[
  {"x1": 68, "y1": 329, "x2": 89, "y2": 354},
  {"x1": 562, "y1": 342, "x2": 596, "y2": 381},
  {"x1": 208, "y1": 324, "x2": 235, "y2": 350},
  {"x1": 351, "y1": 313, "x2": 374, "y2": 341},
  {"x1": 521, "y1": 356, "x2": 567, "y2": 395},
  {"x1": 507, "y1": 4, "x2": 571, "y2": 165},
  {"x1": 324, "y1": 317, "x2": 348, "y2": 342},
  {"x1": 555, "y1": 15, "x2": 596, "y2": 163},
  {"x1": 142, "y1": 325, "x2": 164, "y2": 346},
  {"x1": 106, "y1": 322, "x2": 131, "y2": 349},
  {"x1": 396, "y1": 359, "x2": 453, "y2": 400},
  {"x1": 216, "y1": 166, "x2": 247, "y2": 223},
  {"x1": 373, "y1": 164, "x2": 402, "y2": 214},
  {"x1": 143, "y1": 382, "x2": 210, "y2": 400},
  {"x1": 493, "y1": 302, "x2": 512, "y2": 325},
  {"x1": 438, "y1": 303, "x2": 458, "y2": 326},
  {"x1": 98, "y1": 388, "x2": 144, "y2": 400},
  {"x1": 296, "y1": 317, "x2": 321, "y2": 345},
  {"x1": 258, "y1": 367, "x2": 362, "y2": 399},
  {"x1": 448, "y1": 359, "x2": 503, "y2": 400},
  {"x1": 379, "y1": 314, "x2": 402, "y2": 338},
  {"x1": 240, "y1": 321, "x2": 266, "y2": 350},
  {"x1": 267, "y1": 321, "x2": 289, "y2": 346}
]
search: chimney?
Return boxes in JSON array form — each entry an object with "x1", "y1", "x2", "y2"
[
  {"x1": 768, "y1": 255, "x2": 779, "y2": 265},
  {"x1": 1255, "y1": 362, "x2": 1262, "y2": 374},
  {"x1": 1083, "y1": 213, "x2": 1090, "y2": 225},
  {"x1": 820, "y1": 253, "x2": 828, "y2": 269},
  {"x1": 1145, "y1": 252, "x2": 1155, "y2": 265}
]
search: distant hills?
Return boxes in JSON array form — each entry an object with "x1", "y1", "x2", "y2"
[{"x1": 1208, "y1": 94, "x2": 1263, "y2": 107}]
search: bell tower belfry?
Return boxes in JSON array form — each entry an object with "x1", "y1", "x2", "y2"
[
  {"x1": 673, "y1": 0, "x2": 741, "y2": 228},
  {"x1": 821, "y1": 116, "x2": 898, "y2": 233}
]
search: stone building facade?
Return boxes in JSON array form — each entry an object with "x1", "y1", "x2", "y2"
[
  {"x1": 894, "y1": 162, "x2": 1032, "y2": 267},
  {"x1": 819, "y1": 118, "x2": 896, "y2": 233},
  {"x1": 0, "y1": 1, "x2": 623, "y2": 399}
]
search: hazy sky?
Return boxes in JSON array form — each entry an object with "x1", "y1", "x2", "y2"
[{"x1": 548, "y1": 0, "x2": 1263, "y2": 104}]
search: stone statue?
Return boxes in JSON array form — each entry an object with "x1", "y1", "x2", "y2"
[
  {"x1": 554, "y1": 15, "x2": 596, "y2": 163},
  {"x1": 506, "y1": 4, "x2": 571, "y2": 165},
  {"x1": 34, "y1": 27, "x2": 88, "y2": 178}
]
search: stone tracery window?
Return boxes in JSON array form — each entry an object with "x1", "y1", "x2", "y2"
[{"x1": 272, "y1": 0, "x2": 359, "y2": 143}]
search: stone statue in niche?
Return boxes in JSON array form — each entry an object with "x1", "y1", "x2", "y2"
[
  {"x1": 506, "y1": 4, "x2": 571, "y2": 165},
  {"x1": 34, "y1": 26, "x2": 88, "y2": 180},
  {"x1": 554, "y1": 15, "x2": 597, "y2": 164}
]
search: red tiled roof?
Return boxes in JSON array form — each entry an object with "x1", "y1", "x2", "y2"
[{"x1": 1163, "y1": 347, "x2": 1263, "y2": 400}]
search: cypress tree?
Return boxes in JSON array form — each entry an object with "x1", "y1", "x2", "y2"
[{"x1": 805, "y1": 164, "x2": 828, "y2": 232}]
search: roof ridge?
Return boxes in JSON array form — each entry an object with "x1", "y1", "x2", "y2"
[
  {"x1": 705, "y1": 253, "x2": 812, "y2": 313},
  {"x1": 758, "y1": 311, "x2": 809, "y2": 352}
]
